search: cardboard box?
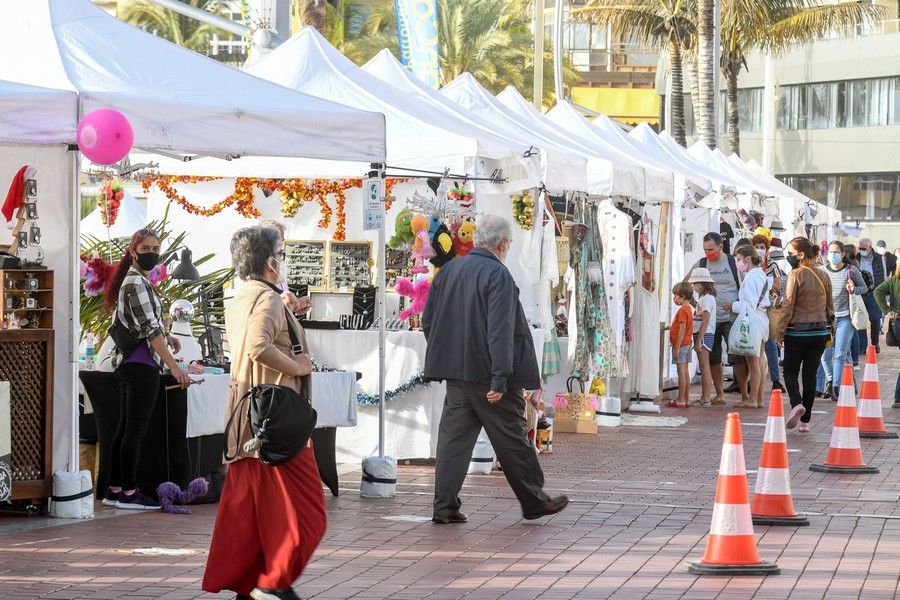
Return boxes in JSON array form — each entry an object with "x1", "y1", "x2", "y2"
[{"x1": 553, "y1": 418, "x2": 598, "y2": 435}]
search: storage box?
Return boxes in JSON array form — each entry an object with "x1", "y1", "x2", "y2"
[{"x1": 553, "y1": 417, "x2": 598, "y2": 434}]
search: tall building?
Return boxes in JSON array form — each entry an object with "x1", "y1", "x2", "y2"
[{"x1": 682, "y1": 0, "x2": 900, "y2": 239}]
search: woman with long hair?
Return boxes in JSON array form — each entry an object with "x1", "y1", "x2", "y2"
[
  {"x1": 725, "y1": 245, "x2": 772, "y2": 409},
  {"x1": 775, "y1": 237, "x2": 834, "y2": 432},
  {"x1": 102, "y1": 228, "x2": 190, "y2": 510},
  {"x1": 753, "y1": 234, "x2": 785, "y2": 392},
  {"x1": 203, "y1": 226, "x2": 325, "y2": 600}
]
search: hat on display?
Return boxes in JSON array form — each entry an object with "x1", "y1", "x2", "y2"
[
  {"x1": 770, "y1": 248, "x2": 785, "y2": 261},
  {"x1": 769, "y1": 219, "x2": 786, "y2": 233},
  {"x1": 688, "y1": 267, "x2": 715, "y2": 284},
  {"x1": 770, "y1": 238, "x2": 783, "y2": 249}
]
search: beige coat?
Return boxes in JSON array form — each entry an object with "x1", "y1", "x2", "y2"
[{"x1": 223, "y1": 279, "x2": 310, "y2": 463}]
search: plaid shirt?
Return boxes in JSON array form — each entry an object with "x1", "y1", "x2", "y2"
[{"x1": 111, "y1": 267, "x2": 165, "y2": 369}]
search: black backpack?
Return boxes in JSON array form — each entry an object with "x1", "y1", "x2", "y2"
[{"x1": 225, "y1": 292, "x2": 317, "y2": 466}]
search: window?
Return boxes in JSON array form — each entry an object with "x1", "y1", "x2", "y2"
[
  {"x1": 808, "y1": 83, "x2": 831, "y2": 129},
  {"x1": 780, "y1": 173, "x2": 900, "y2": 221}
]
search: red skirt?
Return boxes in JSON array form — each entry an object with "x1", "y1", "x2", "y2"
[{"x1": 202, "y1": 447, "x2": 326, "y2": 595}]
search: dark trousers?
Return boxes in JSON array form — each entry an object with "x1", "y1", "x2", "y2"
[
  {"x1": 433, "y1": 380, "x2": 550, "y2": 517},
  {"x1": 109, "y1": 363, "x2": 160, "y2": 490},
  {"x1": 783, "y1": 335, "x2": 828, "y2": 424}
]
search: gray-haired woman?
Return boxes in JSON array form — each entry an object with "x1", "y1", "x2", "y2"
[{"x1": 203, "y1": 227, "x2": 325, "y2": 600}]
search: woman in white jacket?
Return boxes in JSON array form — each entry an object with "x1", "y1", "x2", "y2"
[{"x1": 724, "y1": 245, "x2": 772, "y2": 409}]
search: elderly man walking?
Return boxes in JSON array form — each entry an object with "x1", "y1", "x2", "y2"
[{"x1": 423, "y1": 215, "x2": 569, "y2": 524}]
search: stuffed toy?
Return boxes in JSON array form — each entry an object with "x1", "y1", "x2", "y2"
[
  {"x1": 156, "y1": 477, "x2": 209, "y2": 515},
  {"x1": 395, "y1": 276, "x2": 430, "y2": 320},
  {"x1": 427, "y1": 215, "x2": 441, "y2": 237},
  {"x1": 451, "y1": 219, "x2": 476, "y2": 257},
  {"x1": 430, "y1": 222, "x2": 456, "y2": 268},
  {"x1": 411, "y1": 214, "x2": 435, "y2": 274},
  {"x1": 388, "y1": 209, "x2": 415, "y2": 249}
]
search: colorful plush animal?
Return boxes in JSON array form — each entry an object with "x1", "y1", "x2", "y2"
[
  {"x1": 430, "y1": 222, "x2": 456, "y2": 268},
  {"x1": 451, "y1": 219, "x2": 476, "y2": 257},
  {"x1": 156, "y1": 477, "x2": 209, "y2": 515},
  {"x1": 388, "y1": 209, "x2": 415, "y2": 249},
  {"x1": 395, "y1": 276, "x2": 430, "y2": 321},
  {"x1": 410, "y1": 213, "x2": 435, "y2": 274}
]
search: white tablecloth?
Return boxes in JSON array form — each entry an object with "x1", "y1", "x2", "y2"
[{"x1": 184, "y1": 371, "x2": 358, "y2": 438}]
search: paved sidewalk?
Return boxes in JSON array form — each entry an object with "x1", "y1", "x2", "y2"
[{"x1": 3, "y1": 354, "x2": 900, "y2": 600}]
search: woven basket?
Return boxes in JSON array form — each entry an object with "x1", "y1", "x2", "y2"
[{"x1": 556, "y1": 236, "x2": 570, "y2": 275}]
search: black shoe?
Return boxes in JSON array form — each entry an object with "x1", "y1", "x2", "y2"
[
  {"x1": 523, "y1": 495, "x2": 570, "y2": 520},
  {"x1": 724, "y1": 381, "x2": 740, "y2": 394},
  {"x1": 432, "y1": 511, "x2": 468, "y2": 524},
  {"x1": 250, "y1": 589, "x2": 301, "y2": 600},
  {"x1": 875, "y1": 344, "x2": 881, "y2": 354},
  {"x1": 772, "y1": 381, "x2": 785, "y2": 392},
  {"x1": 824, "y1": 382, "x2": 833, "y2": 400}
]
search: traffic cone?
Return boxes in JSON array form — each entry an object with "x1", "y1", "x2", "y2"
[
  {"x1": 810, "y1": 364, "x2": 879, "y2": 474},
  {"x1": 750, "y1": 390, "x2": 809, "y2": 526},
  {"x1": 858, "y1": 346, "x2": 898, "y2": 439},
  {"x1": 688, "y1": 413, "x2": 780, "y2": 576}
]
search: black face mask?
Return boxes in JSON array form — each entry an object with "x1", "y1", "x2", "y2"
[
  {"x1": 786, "y1": 255, "x2": 800, "y2": 269},
  {"x1": 136, "y1": 252, "x2": 159, "y2": 271}
]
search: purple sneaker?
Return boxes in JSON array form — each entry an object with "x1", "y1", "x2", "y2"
[
  {"x1": 101, "y1": 489, "x2": 120, "y2": 507},
  {"x1": 115, "y1": 490, "x2": 160, "y2": 510}
]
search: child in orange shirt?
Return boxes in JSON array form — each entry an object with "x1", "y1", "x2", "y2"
[{"x1": 668, "y1": 282, "x2": 695, "y2": 408}]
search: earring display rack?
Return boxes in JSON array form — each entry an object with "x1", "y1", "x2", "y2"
[
  {"x1": 327, "y1": 241, "x2": 372, "y2": 290},
  {"x1": 284, "y1": 240, "x2": 326, "y2": 290}
]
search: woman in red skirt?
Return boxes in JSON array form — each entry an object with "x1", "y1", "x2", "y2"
[{"x1": 203, "y1": 226, "x2": 326, "y2": 600}]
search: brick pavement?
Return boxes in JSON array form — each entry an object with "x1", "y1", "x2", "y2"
[{"x1": 3, "y1": 354, "x2": 900, "y2": 600}]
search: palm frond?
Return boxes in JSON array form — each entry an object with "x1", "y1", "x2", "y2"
[{"x1": 763, "y1": 1, "x2": 886, "y2": 52}]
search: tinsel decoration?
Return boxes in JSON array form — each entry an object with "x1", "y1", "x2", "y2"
[
  {"x1": 355, "y1": 372, "x2": 429, "y2": 405},
  {"x1": 511, "y1": 190, "x2": 534, "y2": 229}
]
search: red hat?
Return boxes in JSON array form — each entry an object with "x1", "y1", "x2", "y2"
[{"x1": 2, "y1": 165, "x2": 29, "y2": 222}]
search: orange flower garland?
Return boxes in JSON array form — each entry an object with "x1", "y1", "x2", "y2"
[{"x1": 142, "y1": 175, "x2": 414, "y2": 241}]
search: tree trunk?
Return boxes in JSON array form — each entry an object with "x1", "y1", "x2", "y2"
[
  {"x1": 697, "y1": 0, "x2": 716, "y2": 148},
  {"x1": 686, "y1": 52, "x2": 700, "y2": 135},
  {"x1": 301, "y1": 0, "x2": 327, "y2": 33},
  {"x1": 726, "y1": 61, "x2": 740, "y2": 156},
  {"x1": 669, "y1": 41, "x2": 687, "y2": 147}
]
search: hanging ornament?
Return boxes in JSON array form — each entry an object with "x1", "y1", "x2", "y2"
[{"x1": 512, "y1": 190, "x2": 535, "y2": 229}]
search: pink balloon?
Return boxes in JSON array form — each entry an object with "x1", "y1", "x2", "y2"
[{"x1": 77, "y1": 108, "x2": 134, "y2": 165}]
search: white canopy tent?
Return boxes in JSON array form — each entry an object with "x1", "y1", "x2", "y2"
[
  {"x1": 0, "y1": 0, "x2": 387, "y2": 475},
  {"x1": 0, "y1": 80, "x2": 76, "y2": 146}
]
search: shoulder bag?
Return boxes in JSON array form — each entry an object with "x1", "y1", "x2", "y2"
[
  {"x1": 728, "y1": 274, "x2": 769, "y2": 357},
  {"x1": 848, "y1": 267, "x2": 869, "y2": 331},
  {"x1": 224, "y1": 291, "x2": 317, "y2": 466}
]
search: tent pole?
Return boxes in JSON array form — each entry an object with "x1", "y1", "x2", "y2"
[
  {"x1": 374, "y1": 164, "x2": 387, "y2": 459},
  {"x1": 68, "y1": 144, "x2": 82, "y2": 472}
]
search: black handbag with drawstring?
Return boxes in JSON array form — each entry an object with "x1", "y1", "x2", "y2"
[{"x1": 225, "y1": 292, "x2": 317, "y2": 466}]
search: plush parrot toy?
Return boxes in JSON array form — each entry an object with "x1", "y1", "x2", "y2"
[
  {"x1": 395, "y1": 276, "x2": 430, "y2": 320},
  {"x1": 430, "y1": 221, "x2": 456, "y2": 268},
  {"x1": 388, "y1": 209, "x2": 415, "y2": 249}
]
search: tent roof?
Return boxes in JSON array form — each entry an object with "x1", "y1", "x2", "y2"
[
  {"x1": 0, "y1": 79, "x2": 76, "y2": 145},
  {"x1": 742, "y1": 158, "x2": 808, "y2": 203},
  {"x1": 247, "y1": 28, "x2": 512, "y2": 172},
  {"x1": 440, "y1": 74, "x2": 587, "y2": 191},
  {"x1": 629, "y1": 124, "x2": 726, "y2": 190},
  {"x1": 0, "y1": 0, "x2": 385, "y2": 162},
  {"x1": 361, "y1": 50, "x2": 532, "y2": 159}
]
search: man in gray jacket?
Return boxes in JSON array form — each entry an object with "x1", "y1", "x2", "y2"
[{"x1": 423, "y1": 215, "x2": 568, "y2": 524}]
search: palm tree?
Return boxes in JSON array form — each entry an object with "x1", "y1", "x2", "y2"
[
  {"x1": 696, "y1": 0, "x2": 716, "y2": 148},
  {"x1": 573, "y1": 0, "x2": 696, "y2": 146},
  {"x1": 120, "y1": 0, "x2": 234, "y2": 60},
  {"x1": 719, "y1": 0, "x2": 883, "y2": 155},
  {"x1": 292, "y1": 0, "x2": 328, "y2": 33}
]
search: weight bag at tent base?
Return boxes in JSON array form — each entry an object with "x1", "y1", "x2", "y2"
[
  {"x1": 858, "y1": 347, "x2": 898, "y2": 439},
  {"x1": 810, "y1": 365, "x2": 879, "y2": 474},
  {"x1": 49, "y1": 470, "x2": 94, "y2": 519},
  {"x1": 360, "y1": 455, "x2": 396, "y2": 498},
  {"x1": 467, "y1": 429, "x2": 495, "y2": 475},
  {"x1": 751, "y1": 390, "x2": 809, "y2": 527},
  {"x1": 688, "y1": 413, "x2": 780, "y2": 576}
]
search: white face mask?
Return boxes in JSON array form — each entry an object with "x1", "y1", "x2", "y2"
[
  {"x1": 270, "y1": 257, "x2": 287, "y2": 284},
  {"x1": 756, "y1": 248, "x2": 767, "y2": 259}
]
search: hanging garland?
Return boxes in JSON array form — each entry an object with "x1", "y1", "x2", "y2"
[
  {"x1": 142, "y1": 176, "x2": 413, "y2": 242},
  {"x1": 355, "y1": 372, "x2": 430, "y2": 405},
  {"x1": 511, "y1": 190, "x2": 535, "y2": 229},
  {"x1": 98, "y1": 180, "x2": 124, "y2": 226}
]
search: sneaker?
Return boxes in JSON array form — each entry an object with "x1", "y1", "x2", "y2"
[
  {"x1": 432, "y1": 511, "x2": 468, "y2": 524},
  {"x1": 786, "y1": 405, "x2": 806, "y2": 430},
  {"x1": 854, "y1": 363, "x2": 861, "y2": 371},
  {"x1": 101, "y1": 489, "x2": 120, "y2": 507},
  {"x1": 115, "y1": 490, "x2": 161, "y2": 510},
  {"x1": 250, "y1": 588, "x2": 301, "y2": 600}
]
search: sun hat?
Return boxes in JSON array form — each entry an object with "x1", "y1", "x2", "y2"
[{"x1": 688, "y1": 267, "x2": 715, "y2": 284}]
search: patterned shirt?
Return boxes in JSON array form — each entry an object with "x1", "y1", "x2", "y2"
[{"x1": 112, "y1": 267, "x2": 165, "y2": 369}]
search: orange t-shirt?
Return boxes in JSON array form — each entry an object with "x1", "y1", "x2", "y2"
[{"x1": 670, "y1": 303, "x2": 693, "y2": 347}]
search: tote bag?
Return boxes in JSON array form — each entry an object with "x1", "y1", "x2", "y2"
[
  {"x1": 848, "y1": 269, "x2": 869, "y2": 331},
  {"x1": 728, "y1": 279, "x2": 768, "y2": 357}
]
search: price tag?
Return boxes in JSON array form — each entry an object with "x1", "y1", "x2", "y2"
[{"x1": 363, "y1": 177, "x2": 385, "y2": 231}]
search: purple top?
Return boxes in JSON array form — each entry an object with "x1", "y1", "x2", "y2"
[{"x1": 124, "y1": 341, "x2": 158, "y2": 369}]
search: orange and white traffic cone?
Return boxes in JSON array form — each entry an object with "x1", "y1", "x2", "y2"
[
  {"x1": 751, "y1": 390, "x2": 809, "y2": 526},
  {"x1": 688, "y1": 413, "x2": 780, "y2": 576},
  {"x1": 810, "y1": 364, "x2": 879, "y2": 474},
  {"x1": 858, "y1": 346, "x2": 898, "y2": 439}
]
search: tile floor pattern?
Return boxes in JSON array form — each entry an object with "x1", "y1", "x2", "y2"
[{"x1": 3, "y1": 355, "x2": 900, "y2": 599}]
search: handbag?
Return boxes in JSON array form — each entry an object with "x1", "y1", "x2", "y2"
[
  {"x1": 224, "y1": 291, "x2": 317, "y2": 466},
  {"x1": 108, "y1": 315, "x2": 141, "y2": 358},
  {"x1": 887, "y1": 318, "x2": 900, "y2": 347},
  {"x1": 848, "y1": 268, "x2": 869, "y2": 331}
]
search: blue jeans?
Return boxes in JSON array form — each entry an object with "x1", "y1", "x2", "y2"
[
  {"x1": 821, "y1": 315, "x2": 854, "y2": 387},
  {"x1": 764, "y1": 338, "x2": 780, "y2": 383},
  {"x1": 851, "y1": 331, "x2": 860, "y2": 364}
]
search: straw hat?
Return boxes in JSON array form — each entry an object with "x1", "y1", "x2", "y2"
[{"x1": 688, "y1": 267, "x2": 715, "y2": 283}]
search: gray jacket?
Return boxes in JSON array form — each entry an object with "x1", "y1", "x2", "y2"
[{"x1": 423, "y1": 248, "x2": 540, "y2": 392}]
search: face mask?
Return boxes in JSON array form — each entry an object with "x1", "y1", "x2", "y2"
[
  {"x1": 860, "y1": 248, "x2": 870, "y2": 257},
  {"x1": 875, "y1": 246, "x2": 886, "y2": 255},
  {"x1": 829, "y1": 252, "x2": 842, "y2": 266},
  {"x1": 786, "y1": 255, "x2": 800, "y2": 269},
  {"x1": 270, "y1": 257, "x2": 286, "y2": 284},
  {"x1": 736, "y1": 258, "x2": 750, "y2": 273},
  {"x1": 704, "y1": 250, "x2": 720, "y2": 263},
  {"x1": 756, "y1": 248, "x2": 767, "y2": 259},
  {"x1": 135, "y1": 252, "x2": 159, "y2": 271}
]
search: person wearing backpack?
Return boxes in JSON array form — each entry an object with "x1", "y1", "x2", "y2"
[{"x1": 685, "y1": 232, "x2": 745, "y2": 405}]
